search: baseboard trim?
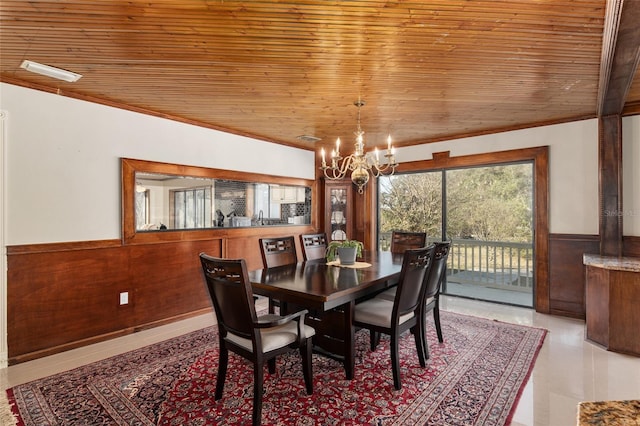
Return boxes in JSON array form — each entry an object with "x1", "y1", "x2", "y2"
[{"x1": 8, "y1": 308, "x2": 212, "y2": 365}]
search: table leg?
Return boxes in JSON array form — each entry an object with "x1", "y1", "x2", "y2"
[
  {"x1": 301, "y1": 302, "x2": 356, "y2": 380},
  {"x1": 344, "y1": 300, "x2": 355, "y2": 380}
]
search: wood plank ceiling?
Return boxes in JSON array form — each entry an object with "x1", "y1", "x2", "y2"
[{"x1": 1, "y1": 0, "x2": 639, "y2": 152}]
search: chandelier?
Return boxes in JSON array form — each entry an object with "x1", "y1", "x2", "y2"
[{"x1": 320, "y1": 100, "x2": 398, "y2": 194}]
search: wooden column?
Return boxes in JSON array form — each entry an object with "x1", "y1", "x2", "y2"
[
  {"x1": 596, "y1": 0, "x2": 640, "y2": 255},
  {"x1": 598, "y1": 114, "x2": 623, "y2": 256}
]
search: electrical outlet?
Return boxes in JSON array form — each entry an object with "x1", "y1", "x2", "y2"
[{"x1": 119, "y1": 292, "x2": 129, "y2": 305}]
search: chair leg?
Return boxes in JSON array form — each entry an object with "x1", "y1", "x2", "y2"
[
  {"x1": 268, "y1": 298, "x2": 276, "y2": 314},
  {"x1": 417, "y1": 307, "x2": 429, "y2": 361},
  {"x1": 433, "y1": 304, "x2": 444, "y2": 343},
  {"x1": 390, "y1": 331, "x2": 402, "y2": 390},
  {"x1": 252, "y1": 362, "x2": 265, "y2": 426},
  {"x1": 268, "y1": 358, "x2": 276, "y2": 374},
  {"x1": 299, "y1": 338, "x2": 314, "y2": 395},
  {"x1": 412, "y1": 323, "x2": 427, "y2": 367},
  {"x1": 215, "y1": 345, "x2": 228, "y2": 400},
  {"x1": 369, "y1": 331, "x2": 381, "y2": 351}
]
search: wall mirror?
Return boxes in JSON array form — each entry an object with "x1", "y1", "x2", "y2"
[{"x1": 122, "y1": 158, "x2": 314, "y2": 244}]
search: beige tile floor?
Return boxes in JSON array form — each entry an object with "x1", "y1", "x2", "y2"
[{"x1": 2, "y1": 296, "x2": 639, "y2": 426}]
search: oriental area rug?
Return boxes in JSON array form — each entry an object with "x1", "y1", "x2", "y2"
[{"x1": 5, "y1": 311, "x2": 546, "y2": 425}]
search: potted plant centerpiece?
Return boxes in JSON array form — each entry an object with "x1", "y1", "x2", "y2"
[{"x1": 326, "y1": 239, "x2": 364, "y2": 265}]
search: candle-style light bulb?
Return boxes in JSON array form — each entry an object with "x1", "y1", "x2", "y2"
[
  {"x1": 387, "y1": 135, "x2": 392, "y2": 151},
  {"x1": 375, "y1": 147, "x2": 379, "y2": 163},
  {"x1": 321, "y1": 148, "x2": 326, "y2": 166},
  {"x1": 336, "y1": 138, "x2": 341, "y2": 156}
]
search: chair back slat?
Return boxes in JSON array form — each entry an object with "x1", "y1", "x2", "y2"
[
  {"x1": 260, "y1": 236, "x2": 298, "y2": 267},
  {"x1": 390, "y1": 231, "x2": 427, "y2": 254},
  {"x1": 394, "y1": 245, "x2": 435, "y2": 315},
  {"x1": 199, "y1": 254, "x2": 256, "y2": 339},
  {"x1": 300, "y1": 233, "x2": 328, "y2": 261}
]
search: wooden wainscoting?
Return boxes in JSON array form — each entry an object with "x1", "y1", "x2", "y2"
[
  {"x1": 623, "y1": 235, "x2": 640, "y2": 257},
  {"x1": 7, "y1": 226, "x2": 313, "y2": 364},
  {"x1": 548, "y1": 234, "x2": 599, "y2": 319},
  {"x1": 548, "y1": 234, "x2": 640, "y2": 319}
]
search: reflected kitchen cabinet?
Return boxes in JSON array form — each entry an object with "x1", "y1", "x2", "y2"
[{"x1": 271, "y1": 185, "x2": 306, "y2": 203}]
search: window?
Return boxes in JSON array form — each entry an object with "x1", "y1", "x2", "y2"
[
  {"x1": 172, "y1": 187, "x2": 212, "y2": 229},
  {"x1": 135, "y1": 189, "x2": 149, "y2": 230}
]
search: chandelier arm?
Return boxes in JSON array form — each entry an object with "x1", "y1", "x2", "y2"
[
  {"x1": 322, "y1": 154, "x2": 356, "y2": 180},
  {"x1": 371, "y1": 163, "x2": 396, "y2": 177}
]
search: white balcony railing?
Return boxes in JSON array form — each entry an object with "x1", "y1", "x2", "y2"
[{"x1": 379, "y1": 234, "x2": 534, "y2": 293}]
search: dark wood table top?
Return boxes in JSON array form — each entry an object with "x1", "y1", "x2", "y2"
[{"x1": 248, "y1": 251, "x2": 404, "y2": 311}]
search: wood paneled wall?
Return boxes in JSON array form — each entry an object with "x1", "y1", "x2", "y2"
[
  {"x1": 548, "y1": 234, "x2": 640, "y2": 319},
  {"x1": 7, "y1": 226, "x2": 313, "y2": 364},
  {"x1": 548, "y1": 234, "x2": 599, "y2": 318},
  {"x1": 8, "y1": 211, "x2": 640, "y2": 362}
]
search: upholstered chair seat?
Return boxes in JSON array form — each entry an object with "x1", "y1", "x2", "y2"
[
  {"x1": 226, "y1": 313, "x2": 316, "y2": 353},
  {"x1": 353, "y1": 298, "x2": 415, "y2": 328},
  {"x1": 378, "y1": 287, "x2": 435, "y2": 306}
]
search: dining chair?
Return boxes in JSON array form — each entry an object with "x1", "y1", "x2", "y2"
[
  {"x1": 300, "y1": 232, "x2": 328, "y2": 261},
  {"x1": 259, "y1": 236, "x2": 298, "y2": 313},
  {"x1": 379, "y1": 241, "x2": 452, "y2": 359},
  {"x1": 374, "y1": 230, "x2": 427, "y2": 300},
  {"x1": 353, "y1": 245, "x2": 435, "y2": 390},
  {"x1": 390, "y1": 230, "x2": 427, "y2": 253},
  {"x1": 199, "y1": 253, "x2": 315, "y2": 426},
  {"x1": 260, "y1": 236, "x2": 298, "y2": 267}
]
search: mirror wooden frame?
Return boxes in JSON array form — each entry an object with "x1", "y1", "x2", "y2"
[{"x1": 121, "y1": 158, "x2": 316, "y2": 245}]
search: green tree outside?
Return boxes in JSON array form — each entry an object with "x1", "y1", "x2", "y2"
[{"x1": 379, "y1": 163, "x2": 532, "y2": 243}]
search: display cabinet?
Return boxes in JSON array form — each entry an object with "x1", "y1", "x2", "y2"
[{"x1": 324, "y1": 180, "x2": 353, "y2": 241}]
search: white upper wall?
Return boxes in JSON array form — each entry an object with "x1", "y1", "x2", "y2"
[
  {"x1": 623, "y1": 115, "x2": 640, "y2": 236},
  {"x1": 0, "y1": 83, "x2": 315, "y2": 245},
  {"x1": 395, "y1": 119, "x2": 601, "y2": 235},
  {"x1": 3, "y1": 82, "x2": 640, "y2": 244}
]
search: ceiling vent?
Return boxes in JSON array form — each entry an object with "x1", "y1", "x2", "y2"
[
  {"x1": 296, "y1": 135, "x2": 322, "y2": 143},
  {"x1": 20, "y1": 60, "x2": 82, "y2": 82}
]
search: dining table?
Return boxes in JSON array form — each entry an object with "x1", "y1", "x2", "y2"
[{"x1": 248, "y1": 250, "x2": 404, "y2": 379}]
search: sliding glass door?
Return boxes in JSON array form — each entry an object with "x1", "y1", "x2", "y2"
[{"x1": 378, "y1": 162, "x2": 534, "y2": 307}]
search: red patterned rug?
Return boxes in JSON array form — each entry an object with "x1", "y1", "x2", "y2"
[{"x1": 6, "y1": 311, "x2": 546, "y2": 425}]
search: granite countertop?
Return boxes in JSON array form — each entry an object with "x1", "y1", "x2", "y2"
[
  {"x1": 577, "y1": 399, "x2": 640, "y2": 425},
  {"x1": 583, "y1": 253, "x2": 640, "y2": 272}
]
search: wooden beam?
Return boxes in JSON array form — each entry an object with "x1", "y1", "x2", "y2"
[
  {"x1": 598, "y1": 0, "x2": 640, "y2": 115},
  {"x1": 599, "y1": 115, "x2": 623, "y2": 256}
]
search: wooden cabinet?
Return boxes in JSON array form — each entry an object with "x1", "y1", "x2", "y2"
[
  {"x1": 324, "y1": 180, "x2": 353, "y2": 241},
  {"x1": 584, "y1": 254, "x2": 640, "y2": 357}
]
